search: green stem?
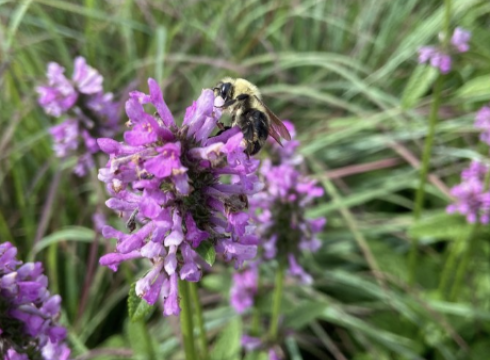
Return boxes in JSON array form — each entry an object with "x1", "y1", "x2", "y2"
[
  {"x1": 438, "y1": 230, "x2": 468, "y2": 297},
  {"x1": 448, "y1": 170, "x2": 490, "y2": 300},
  {"x1": 443, "y1": 0, "x2": 452, "y2": 50},
  {"x1": 179, "y1": 280, "x2": 197, "y2": 360},
  {"x1": 268, "y1": 262, "x2": 285, "y2": 340},
  {"x1": 188, "y1": 282, "x2": 209, "y2": 360},
  {"x1": 409, "y1": 74, "x2": 444, "y2": 284},
  {"x1": 449, "y1": 223, "x2": 479, "y2": 301},
  {"x1": 139, "y1": 320, "x2": 157, "y2": 360}
]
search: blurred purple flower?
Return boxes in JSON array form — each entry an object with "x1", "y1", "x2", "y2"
[
  {"x1": 241, "y1": 336, "x2": 284, "y2": 359},
  {"x1": 475, "y1": 106, "x2": 490, "y2": 145},
  {"x1": 230, "y1": 122, "x2": 324, "y2": 330},
  {"x1": 447, "y1": 161, "x2": 490, "y2": 224},
  {"x1": 249, "y1": 121, "x2": 325, "y2": 283},
  {"x1": 451, "y1": 27, "x2": 471, "y2": 53},
  {"x1": 417, "y1": 27, "x2": 471, "y2": 74},
  {"x1": 98, "y1": 78, "x2": 261, "y2": 316},
  {"x1": 230, "y1": 265, "x2": 258, "y2": 313},
  {"x1": 0, "y1": 242, "x2": 70, "y2": 360},
  {"x1": 37, "y1": 56, "x2": 121, "y2": 177},
  {"x1": 241, "y1": 335, "x2": 262, "y2": 351}
]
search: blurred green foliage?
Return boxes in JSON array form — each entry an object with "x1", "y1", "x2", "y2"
[{"x1": 2, "y1": 0, "x2": 490, "y2": 359}]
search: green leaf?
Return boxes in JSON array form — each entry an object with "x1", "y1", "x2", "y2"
[
  {"x1": 284, "y1": 301, "x2": 329, "y2": 330},
  {"x1": 401, "y1": 65, "x2": 438, "y2": 109},
  {"x1": 211, "y1": 317, "x2": 241, "y2": 360},
  {"x1": 456, "y1": 75, "x2": 490, "y2": 101},
  {"x1": 195, "y1": 241, "x2": 216, "y2": 266},
  {"x1": 30, "y1": 226, "x2": 95, "y2": 259},
  {"x1": 127, "y1": 283, "x2": 154, "y2": 322},
  {"x1": 408, "y1": 212, "x2": 470, "y2": 240}
]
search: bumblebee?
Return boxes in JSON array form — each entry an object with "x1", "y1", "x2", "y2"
[{"x1": 213, "y1": 77, "x2": 291, "y2": 155}]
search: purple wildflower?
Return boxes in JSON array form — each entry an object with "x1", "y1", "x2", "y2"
[
  {"x1": 241, "y1": 336, "x2": 284, "y2": 359},
  {"x1": 98, "y1": 78, "x2": 261, "y2": 316},
  {"x1": 447, "y1": 161, "x2": 490, "y2": 224},
  {"x1": 248, "y1": 121, "x2": 325, "y2": 284},
  {"x1": 241, "y1": 335, "x2": 262, "y2": 351},
  {"x1": 0, "y1": 242, "x2": 70, "y2": 360},
  {"x1": 451, "y1": 27, "x2": 471, "y2": 53},
  {"x1": 37, "y1": 57, "x2": 121, "y2": 177},
  {"x1": 475, "y1": 106, "x2": 490, "y2": 145},
  {"x1": 417, "y1": 27, "x2": 471, "y2": 73},
  {"x1": 231, "y1": 123, "x2": 324, "y2": 358},
  {"x1": 230, "y1": 264, "x2": 258, "y2": 313}
]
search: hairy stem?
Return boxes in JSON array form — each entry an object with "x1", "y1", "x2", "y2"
[
  {"x1": 179, "y1": 280, "x2": 197, "y2": 360},
  {"x1": 188, "y1": 282, "x2": 208, "y2": 360},
  {"x1": 269, "y1": 262, "x2": 285, "y2": 340},
  {"x1": 438, "y1": 230, "x2": 468, "y2": 297},
  {"x1": 449, "y1": 223, "x2": 479, "y2": 301},
  {"x1": 409, "y1": 74, "x2": 444, "y2": 284}
]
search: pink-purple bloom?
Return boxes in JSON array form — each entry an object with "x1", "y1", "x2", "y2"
[
  {"x1": 447, "y1": 161, "x2": 490, "y2": 224},
  {"x1": 232, "y1": 122, "x2": 325, "y2": 356},
  {"x1": 417, "y1": 27, "x2": 471, "y2": 73},
  {"x1": 37, "y1": 57, "x2": 121, "y2": 176},
  {"x1": 230, "y1": 265, "x2": 258, "y2": 313},
  {"x1": 475, "y1": 106, "x2": 490, "y2": 145},
  {"x1": 248, "y1": 121, "x2": 324, "y2": 282},
  {"x1": 451, "y1": 27, "x2": 471, "y2": 53},
  {"x1": 98, "y1": 78, "x2": 261, "y2": 316},
  {"x1": 241, "y1": 336, "x2": 283, "y2": 359},
  {"x1": 0, "y1": 242, "x2": 70, "y2": 360}
]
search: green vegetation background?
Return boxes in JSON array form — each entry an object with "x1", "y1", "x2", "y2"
[{"x1": 2, "y1": 0, "x2": 490, "y2": 359}]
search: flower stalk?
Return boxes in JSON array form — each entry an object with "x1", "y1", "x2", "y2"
[
  {"x1": 409, "y1": 74, "x2": 444, "y2": 285},
  {"x1": 179, "y1": 280, "x2": 197, "y2": 360},
  {"x1": 189, "y1": 282, "x2": 209, "y2": 360},
  {"x1": 268, "y1": 261, "x2": 285, "y2": 340}
]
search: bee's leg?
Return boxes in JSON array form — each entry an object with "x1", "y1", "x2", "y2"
[
  {"x1": 215, "y1": 125, "x2": 232, "y2": 136},
  {"x1": 217, "y1": 94, "x2": 250, "y2": 109},
  {"x1": 241, "y1": 109, "x2": 269, "y2": 156}
]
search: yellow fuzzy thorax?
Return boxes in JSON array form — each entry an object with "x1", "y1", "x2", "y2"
[{"x1": 220, "y1": 77, "x2": 264, "y2": 112}]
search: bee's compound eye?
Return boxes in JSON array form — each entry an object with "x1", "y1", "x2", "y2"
[{"x1": 220, "y1": 83, "x2": 232, "y2": 101}]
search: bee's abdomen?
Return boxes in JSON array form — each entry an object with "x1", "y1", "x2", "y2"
[{"x1": 239, "y1": 109, "x2": 269, "y2": 155}]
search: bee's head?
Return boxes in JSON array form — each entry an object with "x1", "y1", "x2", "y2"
[{"x1": 213, "y1": 81, "x2": 233, "y2": 103}]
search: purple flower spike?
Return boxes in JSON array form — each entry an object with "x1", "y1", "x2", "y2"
[
  {"x1": 451, "y1": 27, "x2": 471, "y2": 53},
  {"x1": 232, "y1": 122, "x2": 325, "y2": 349},
  {"x1": 98, "y1": 79, "x2": 261, "y2": 316},
  {"x1": 417, "y1": 26, "x2": 470, "y2": 74},
  {"x1": 418, "y1": 46, "x2": 437, "y2": 64},
  {"x1": 249, "y1": 121, "x2": 325, "y2": 273},
  {"x1": 0, "y1": 242, "x2": 70, "y2": 360},
  {"x1": 72, "y1": 56, "x2": 103, "y2": 94},
  {"x1": 37, "y1": 56, "x2": 121, "y2": 177},
  {"x1": 475, "y1": 106, "x2": 490, "y2": 145},
  {"x1": 230, "y1": 265, "x2": 258, "y2": 313},
  {"x1": 447, "y1": 161, "x2": 490, "y2": 224}
]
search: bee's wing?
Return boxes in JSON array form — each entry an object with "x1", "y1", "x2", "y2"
[{"x1": 253, "y1": 96, "x2": 292, "y2": 146}]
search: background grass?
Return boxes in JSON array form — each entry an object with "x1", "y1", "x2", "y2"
[{"x1": 2, "y1": 0, "x2": 490, "y2": 359}]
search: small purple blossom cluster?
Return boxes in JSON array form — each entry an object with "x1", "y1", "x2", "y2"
[
  {"x1": 37, "y1": 57, "x2": 120, "y2": 176},
  {"x1": 229, "y1": 264, "x2": 258, "y2": 314},
  {"x1": 447, "y1": 101, "x2": 490, "y2": 223},
  {"x1": 98, "y1": 78, "x2": 262, "y2": 316},
  {"x1": 418, "y1": 27, "x2": 471, "y2": 73},
  {"x1": 474, "y1": 106, "x2": 490, "y2": 146},
  {"x1": 249, "y1": 121, "x2": 325, "y2": 282},
  {"x1": 230, "y1": 122, "x2": 325, "y2": 359},
  {"x1": 0, "y1": 242, "x2": 70, "y2": 360},
  {"x1": 447, "y1": 161, "x2": 490, "y2": 224},
  {"x1": 242, "y1": 335, "x2": 282, "y2": 360}
]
